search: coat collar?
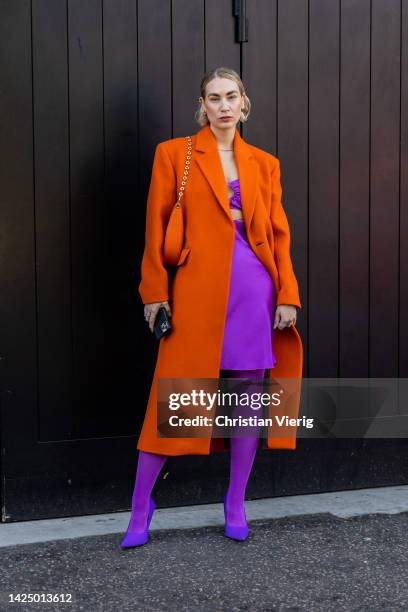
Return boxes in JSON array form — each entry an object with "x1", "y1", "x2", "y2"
[{"x1": 193, "y1": 123, "x2": 259, "y2": 229}]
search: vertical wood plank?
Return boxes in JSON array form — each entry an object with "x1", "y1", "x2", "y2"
[
  {"x1": 401, "y1": 0, "x2": 408, "y2": 377},
  {"x1": 0, "y1": 0, "x2": 37, "y2": 448},
  {"x1": 32, "y1": 0, "x2": 73, "y2": 439},
  {"x1": 205, "y1": 0, "x2": 240, "y2": 72},
  {"x1": 138, "y1": 0, "x2": 172, "y2": 162},
  {"x1": 102, "y1": 0, "x2": 140, "y2": 435},
  {"x1": 309, "y1": 0, "x2": 340, "y2": 377},
  {"x1": 277, "y1": 0, "x2": 309, "y2": 376},
  {"x1": 243, "y1": 0, "x2": 277, "y2": 152},
  {"x1": 173, "y1": 0, "x2": 205, "y2": 136},
  {"x1": 339, "y1": 0, "x2": 371, "y2": 377},
  {"x1": 68, "y1": 0, "x2": 108, "y2": 435},
  {"x1": 370, "y1": 0, "x2": 400, "y2": 376}
]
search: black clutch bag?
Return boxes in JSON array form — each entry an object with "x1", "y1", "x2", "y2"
[{"x1": 153, "y1": 306, "x2": 172, "y2": 339}]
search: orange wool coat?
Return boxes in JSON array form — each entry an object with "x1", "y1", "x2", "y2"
[{"x1": 137, "y1": 123, "x2": 303, "y2": 455}]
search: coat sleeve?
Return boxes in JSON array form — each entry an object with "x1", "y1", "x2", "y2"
[
  {"x1": 270, "y1": 157, "x2": 302, "y2": 309},
  {"x1": 138, "y1": 142, "x2": 177, "y2": 305}
]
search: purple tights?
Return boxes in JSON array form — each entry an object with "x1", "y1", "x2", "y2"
[
  {"x1": 125, "y1": 451, "x2": 167, "y2": 532},
  {"x1": 126, "y1": 368, "x2": 264, "y2": 533},
  {"x1": 223, "y1": 368, "x2": 264, "y2": 526}
]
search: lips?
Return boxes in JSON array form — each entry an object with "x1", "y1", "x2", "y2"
[{"x1": 220, "y1": 116, "x2": 232, "y2": 120}]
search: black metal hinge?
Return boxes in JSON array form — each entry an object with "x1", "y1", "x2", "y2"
[{"x1": 233, "y1": 0, "x2": 248, "y2": 43}]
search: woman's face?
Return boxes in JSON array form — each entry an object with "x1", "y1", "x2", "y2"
[{"x1": 200, "y1": 77, "x2": 244, "y2": 129}]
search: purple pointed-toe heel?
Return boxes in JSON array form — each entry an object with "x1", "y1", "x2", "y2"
[
  {"x1": 223, "y1": 493, "x2": 249, "y2": 541},
  {"x1": 120, "y1": 496, "x2": 156, "y2": 549}
]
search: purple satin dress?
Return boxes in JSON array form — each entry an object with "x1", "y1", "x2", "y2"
[{"x1": 220, "y1": 178, "x2": 277, "y2": 370}]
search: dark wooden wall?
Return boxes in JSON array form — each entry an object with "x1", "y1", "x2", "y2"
[{"x1": 1, "y1": 0, "x2": 407, "y2": 521}]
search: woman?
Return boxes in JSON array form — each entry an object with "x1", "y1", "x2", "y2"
[{"x1": 120, "y1": 66, "x2": 303, "y2": 549}]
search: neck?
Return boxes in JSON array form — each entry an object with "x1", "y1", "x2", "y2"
[{"x1": 209, "y1": 123, "x2": 236, "y2": 150}]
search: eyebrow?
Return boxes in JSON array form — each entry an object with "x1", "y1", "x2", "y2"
[{"x1": 208, "y1": 91, "x2": 238, "y2": 96}]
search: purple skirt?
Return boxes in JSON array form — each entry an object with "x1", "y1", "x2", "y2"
[{"x1": 220, "y1": 219, "x2": 277, "y2": 370}]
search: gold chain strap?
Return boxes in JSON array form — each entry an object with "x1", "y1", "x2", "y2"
[{"x1": 175, "y1": 136, "x2": 192, "y2": 208}]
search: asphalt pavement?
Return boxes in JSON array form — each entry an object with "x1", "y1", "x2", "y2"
[{"x1": 1, "y1": 486, "x2": 408, "y2": 611}]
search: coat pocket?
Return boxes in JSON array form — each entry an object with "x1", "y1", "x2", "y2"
[{"x1": 176, "y1": 247, "x2": 191, "y2": 266}]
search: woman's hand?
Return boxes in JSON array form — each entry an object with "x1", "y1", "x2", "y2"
[
  {"x1": 273, "y1": 304, "x2": 297, "y2": 330},
  {"x1": 144, "y1": 301, "x2": 172, "y2": 333}
]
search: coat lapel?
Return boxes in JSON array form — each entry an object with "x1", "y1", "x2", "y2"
[{"x1": 194, "y1": 124, "x2": 259, "y2": 231}]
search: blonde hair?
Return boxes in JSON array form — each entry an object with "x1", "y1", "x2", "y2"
[{"x1": 194, "y1": 66, "x2": 251, "y2": 126}]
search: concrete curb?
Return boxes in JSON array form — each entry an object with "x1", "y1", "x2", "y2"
[{"x1": 1, "y1": 484, "x2": 407, "y2": 548}]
